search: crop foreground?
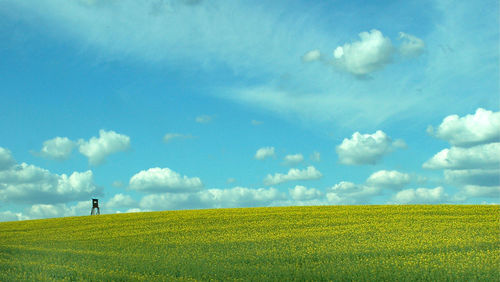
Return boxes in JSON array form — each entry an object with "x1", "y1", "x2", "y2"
[{"x1": 0, "y1": 205, "x2": 499, "y2": 281}]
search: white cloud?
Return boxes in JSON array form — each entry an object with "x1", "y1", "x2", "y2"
[
  {"x1": 0, "y1": 162, "x2": 100, "y2": 204},
  {"x1": 195, "y1": 115, "x2": 213, "y2": 123},
  {"x1": 289, "y1": 185, "x2": 323, "y2": 201},
  {"x1": 24, "y1": 199, "x2": 146, "y2": 220},
  {"x1": 199, "y1": 187, "x2": 285, "y2": 208},
  {"x1": 225, "y1": 82, "x2": 425, "y2": 129},
  {"x1": 106, "y1": 193, "x2": 137, "y2": 209},
  {"x1": 398, "y1": 32, "x2": 425, "y2": 57},
  {"x1": 26, "y1": 201, "x2": 90, "y2": 219},
  {"x1": 0, "y1": 210, "x2": 29, "y2": 222},
  {"x1": 255, "y1": 146, "x2": 275, "y2": 160},
  {"x1": 427, "y1": 108, "x2": 500, "y2": 147},
  {"x1": 336, "y1": 130, "x2": 405, "y2": 165},
  {"x1": 139, "y1": 193, "x2": 197, "y2": 210},
  {"x1": 302, "y1": 49, "x2": 322, "y2": 62},
  {"x1": 283, "y1": 154, "x2": 304, "y2": 166},
  {"x1": 129, "y1": 167, "x2": 203, "y2": 193},
  {"x1": 1, "y1": 0, "x2": 324, "y2": 80},
  {"x1": 325, "y1": 181, "x2": 379, "y2": 205},
  {"x1": 5, "y1": 1, "x2": 495, "y2": 132},
  {"x1": 391, "y1": 187, "x2": 448, "y2": 204},
  {"x1": 333, "y1": 29, "x2": 394, "y2": 76},
  {"x1": 37, "y1": 137, "x2": 76, "y2": 160},
  {"x1": 424, "y1": 109, "x2": 500, "y2": 202},
  {"x1": 444, "y1": 169, "x2": 500, "y2": 187},
  {"x1": 310, "y1": 151, "x2": 321, "y2": 162},
  {"x1": 140, "y1": 186, "x2": 285, "y2": 210},
  {"x1": 27, "y1": 203, "x2": 67, "y2": 219},
  {"x1": 423, "y1": 143, "x2": 500, "y2": 170},
  {"x1": 366, "y1": 170, "x2": 410, "y2": 190},
  {"x1": 163, "y1": 133, "x2": 194, "y2": 143},
  {"x1": 124, "y1": 208, "x2": 145, "y2": 213},
  {"x1": 263, "y1": 166, "x2": 322, "y2": 185},
  {"x1": 0, "y1": 147, "x2": 15, "y2": 171},
  {"x1": 456, "y1": 185, "x2": 500, "y2": 199},
  {"x1": 78, "y1": 129, "x2": 130, "y2": 165}
]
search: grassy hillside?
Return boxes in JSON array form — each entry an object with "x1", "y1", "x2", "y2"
[{"x1": 0, "y1": 205, "x2": 498, "y2": 281}]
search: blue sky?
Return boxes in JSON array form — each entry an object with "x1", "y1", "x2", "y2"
[{"x1": 0, "y1": 0, "x2": 498, "y2": 221}]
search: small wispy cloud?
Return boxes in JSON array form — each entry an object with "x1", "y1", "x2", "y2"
[
  {"x1": 195, "y1": 115, "x2": 214, "y2": 124},
  {"x1": 282, "y1": 154, "x2": 304, "y2": 166},
  {"x1": 263, "y1": 166, "x2": 322, "y2": 185},
  {"x1": 163, "y1": 133, "x2": 194, "y2": 143},
  {"x1": 310, "y1": 151, "x2": 321, "y2": 162},
  {"x1": 251, "y1": 120, "x2": 263, "y2": 126},
  {"x1": 255, "y1": 147, "x2": 276, "y2": 160}
]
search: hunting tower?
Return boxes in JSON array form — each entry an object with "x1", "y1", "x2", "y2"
[{"x1": 91, "y1": 198, "x2": 100, "y2": 215}]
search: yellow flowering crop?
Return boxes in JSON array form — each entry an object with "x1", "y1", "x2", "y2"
[{"x1": 0, "y1": 205, "x2": 498, "y2": 281}]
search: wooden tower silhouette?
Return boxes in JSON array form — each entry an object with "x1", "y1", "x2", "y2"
[{"x1": 91, "y1": 198, "x2": 100, "y2": 215}]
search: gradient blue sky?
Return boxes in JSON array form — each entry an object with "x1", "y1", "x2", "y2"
[{"x1": 0, "y1": 0, "x2": 499, "y2": 221}]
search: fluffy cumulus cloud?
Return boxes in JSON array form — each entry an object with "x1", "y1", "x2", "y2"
[
  {"x1": 0, "y1": 201, "x2": 95, "y2": 222},
  {"x1": 326, "y1": 181, "x2": 379, "y2": 205},
  {"x1": 398, "y1": 32, "x2": 425, "y2": 57},
  {"x1": 129, "y1": 167, "x2": 203, "y2": 193},
  {"x1": 27, "y1": 201, "x2": 90, "y2": 219},
  {"x1": 283, "y1": 154, "x2": 304, "y2": 166},
  {"x1": 163, "y1": 133, "x2": 194, "y2": 143},
  {"x1": 0, "y1": 163, "x2": 100, "y2": 204},
  {"x1": 391, "y1": 187, "x2": 448, "y2": 204},
  {"x1": 424, "y1": 109, "x2": 500, "y2": 202},
  {"x1": 427, "y1": 108, "x2": 500, "y2": 147},
  {"x1": 289, "y1": 185, "x2": 323, "y2": 201},
  {"x1": 366, "y1": 170, "x2": 410, "y2": 190},
  {"x1": 423, "y1": 143, "x2": 500, "y2": 170},
  {"x1": 37, "y1": 137, "x2": 76, "y2": 160},
  {"x1": 263, "y1": 166, "x2": 322, "y2": 185},
  {"x1": 27, "y1": 203, "x2": 70, "y2": 219},
  {"x1": 420, "y1": 109, "x2": 500, "y2": 203},
  {"x1": 140, "y1": 187, "x2": 285, "y2": 210},
  {"x1": 255, "y1": 146, "x2": 276, "y2": 160},
  {"x1": 0, "y1": 147, "x2": 15, "y2": 171},
  {"x1": 106, "y1": 193, "x2": 137, "y2": 209},
  {"x1": 78, "y1": 130, "x2": 130, "y2": 165},
  {"x1": 336, "y1": 130, "x2": 405, "y2": 165},
  {"x1": 333, "y1": 29, "x2": 394, "y2": 76}
]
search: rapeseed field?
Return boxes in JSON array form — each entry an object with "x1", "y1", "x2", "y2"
[{"x1": 0, "y1": 205, "x2": 498, "y2": 281}]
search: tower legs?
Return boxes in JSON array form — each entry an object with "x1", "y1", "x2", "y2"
[{"x1": 91, "y1": 207, "x2": 100, "y2": 215}]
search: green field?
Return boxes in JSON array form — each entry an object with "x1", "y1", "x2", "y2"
[{"x1": 0, "y1": 205, "x2": 498, "y2": 281}]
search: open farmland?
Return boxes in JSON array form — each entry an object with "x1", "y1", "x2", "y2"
[{"x1": 0, "y1": 205, "x2": 498, "y2": 281}]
